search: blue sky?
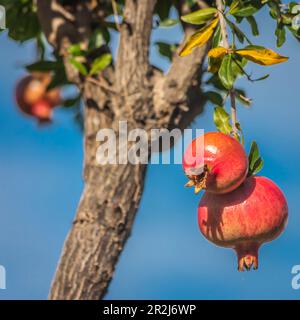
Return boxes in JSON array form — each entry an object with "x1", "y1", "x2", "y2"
[{"x1": 0, "y1": 8, "x2": 300, "y2": 299}]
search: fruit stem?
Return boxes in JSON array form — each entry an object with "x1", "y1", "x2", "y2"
[
  {"x1": 216, "y1": 0, "x2": 238, "y2": 136},
  {"x1": 230, "y1": 90, "x2": 238, "y2": 136},
  {"x1": 235, "y1": 242, "x2": 260, "y2": 271}
]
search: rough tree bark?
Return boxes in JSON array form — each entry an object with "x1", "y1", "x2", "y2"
[{"x1": 36, "y1": 0, "x2": 208, "y2": 300}]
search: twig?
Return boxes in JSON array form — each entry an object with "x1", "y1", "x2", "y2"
[
  {"x1": 216, "y1": 0, "x2": 238, "y2": 135},
  {"x1": 111, "y1": 0, "x2": 122, "y2": 32},
  {"x1": 52, "y1": 0, "x2": 75, "y2": 22},
  {"x1": 87, "y1": 77, "x2": 116, "y2": 93}
]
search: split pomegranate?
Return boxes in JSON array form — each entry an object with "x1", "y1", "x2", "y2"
[
  {"x1": 183, "y1": 132, "x2": 248, "y2": 194},
  {"x1": 198, "y1": 176, "x2": 288, "y2": 271}
]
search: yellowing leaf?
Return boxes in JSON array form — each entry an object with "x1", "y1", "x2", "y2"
[
  {"x1": 179, "y1": 18, "x2": 219, "y2": 57},
  {"x1": 208, "y1": 47, "x2": 228, "y2": 59},
  {"x1": 235, "y1": 46, "x2": 288, "y2": 65}
]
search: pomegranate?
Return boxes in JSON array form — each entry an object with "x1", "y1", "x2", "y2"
[
  {"x1": 183, "y1": 132, "x2": 248, "y2": 194},
  {"x1": 198, "y1": 176, "x2": 288, "y2": 271},
  {"x1": 15, "y1": 73, "x2": 61, "y2": 122},
  {"x1": 31, "y1": 99, "x2": 53, "y2": 122}
]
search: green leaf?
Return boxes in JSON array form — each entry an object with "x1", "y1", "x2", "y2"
[
  {"x1": 236, "y1": 122, "x2": 245, "y2": 145},
  {"x1": 206, "y1": 74, "x2": 227, "y2": 91},
  {"x1": 26, "y1": 60, "x2": 60, "y2": 72},
  {"x1": 42, "y1": 55, "x2": 69, "y2": 90},
  {"x1": 248, "y1": 141, "x2": 259, "y2": 164},
  {"x1": 47, "y1": 68, "x2": 69, "y2": 90},
  {"x1": 208, "y1": 56, "x2": 223, "y2": 73},
  {"x1": 288, "y1": 25, "x2": 300, "y2": 41},
  {"x1": 185, "y1": 0, "x2": 198, "y2": 8},
  {"x1": 234, "y1": 16, "x2": 244, "y2": 24},
  {"x1": 231, "y1": 54, "x2": 248, "y2": 78},
  {"x1": 230, "y1": 22, "x2": 244, "y2": 43},
  {"x1": 267, "y1": 1, "x2": 280, "y2": 19},
  {"x1": 89, "y1": 53, "x2": 112, "y2": 75},
  {"x1": 88, "y1": 28, "x2": 110, "y2": 52},
  {"x1": 246, "y1": 16, "x2": 259, "y2": 36},
  {"x1": 275, "y1": 24, "x2": 286, "y2": 47},
  {"x1": 159, "y1": 18, "x2": 178, "y2": 27},
  {"x1": 248, "y1": 141, "x2": 264, "y2": 176},
  {"x1": 213, "y1": 106, "x2": 232, "y2": 135},
  {"x1": 68, "y1": 44, "x2": 85, "y2": 57},
  {"x1": 254, "y1": 73, "x2": 270, "y2": 81},
  {"x1": 69, "y1": 58, "x2": 88, "y2": 76},
  {"x1": 218, "y1": 54, "x2": 235, "y2": 90},
  {"x1": 181, "y1": 7, "x2": 217, "y2": 25},
  {"x1": 62, "y1": 95, "x2": 81, "y2": 108},
  {"x1": 212, "y1": 24, "x2": 222, "y2": 48},
  {"x1": 252, "y1": 157, "x2": 264, "y2": 175},
  {"x1": 156, "y1": 42, "x2": 177, "y2": 61},
  {"x1": 289, "y1": 2, "x2": 299, "y2": 11},
  {"x1": 155, "y1": 0, "x2": 173, "y2": 21},
  {"x1": 226, "y1": 18, "x2": 252, "y2": 44},
  {"x1": 4, "y1": 0, "x2": 41, "y2": 42},
  {"x1": 204, "y1": 91, "x2": 223, "y2": 105},
  {"x1": 281, "y1": 14, "x2": 293, "y2": 25},
  {"x1": 229, "y1": 0, "x2": 263, "y2": 17}
]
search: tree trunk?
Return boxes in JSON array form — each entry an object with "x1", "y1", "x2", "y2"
[
  {"x1": 49, "y1": 148, "x2": 147, "y2": 300},
  {"x1": 36, "y1": 0, "x2": 208, "y2": 300}
]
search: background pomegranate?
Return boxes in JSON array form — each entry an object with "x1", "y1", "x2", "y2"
[
  {"x1": 15, "y1": 73, "x2": 61, "y2": 122},
  {"x1": 198, "y1": 176, "x2": 288, "y2": 271},
  {"x1": 183, "y1": 132, "x2": 248, "y2": 194}
]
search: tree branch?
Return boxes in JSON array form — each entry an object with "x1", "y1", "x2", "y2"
[
  {"x1": 115, "y1": 0, "x2": 157, "y2": 93},
  {"x1": 153, "y1": 1, "x2": 209, "y2": 129},
  {"x1": 216, "y1": 0, "x2": 238, "y2": 135}
]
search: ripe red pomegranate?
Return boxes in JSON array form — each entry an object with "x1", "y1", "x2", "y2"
[
  {"x1": 183, "y1": 132, "x2": 248, "y2": 194},
  {"x1": 198, "y1": 176, "x2": 288, "y2": 271},
  {"x1": 31, "y1": 99, "x2": 53, "y2": 122}
]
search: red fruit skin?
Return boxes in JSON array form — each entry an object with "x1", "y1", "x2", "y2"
[
  {"x1": 198, "y1": 176, "x2": 288, "y2": 271},
  {"x1": 31, "y1": 99, "x2": 53, "y2": 122},
  {"x1": 183, "y1": 132, "x2": 248, "y2": 194}
]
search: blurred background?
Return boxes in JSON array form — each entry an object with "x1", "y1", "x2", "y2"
[{"x1": 0, "y1": 8, "x2": 300, "y2": 299}]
